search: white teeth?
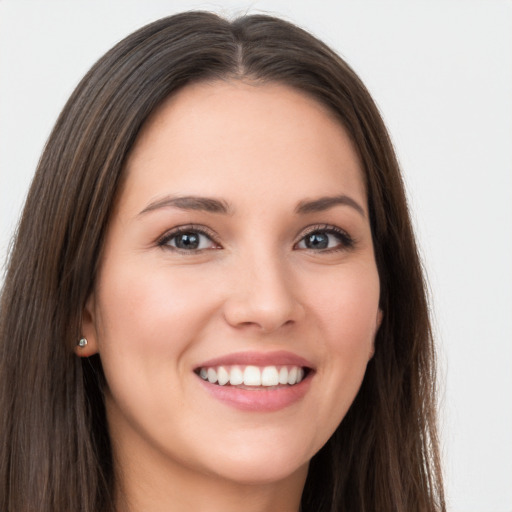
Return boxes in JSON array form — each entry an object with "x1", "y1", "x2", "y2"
[
  {"x1": 198, "y1": 365, "x2": 306, "y2": 387},
  {"x1": 261, "y1": 366, "x2": 279, "y2": 386},
  {"x1": 287, "y1": 367, "x2": 298, "y2": 385},
  {"x1": 243, "y1": 365, "x2": 261, "y2": 386},
  {"x1": 229, "y1": 366, "x2": 243, "y2": 385},
  {"x1": 217, "y1": 366, "x2": 229, "y2": 386},
  {"x1": 207, "y1": 368, "x2": 217, "y2": 383}
]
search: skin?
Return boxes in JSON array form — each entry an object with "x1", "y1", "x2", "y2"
[{"x1": 80, "y1": 81, "x2": 382, "y2": 512}]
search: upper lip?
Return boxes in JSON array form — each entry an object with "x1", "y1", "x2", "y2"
[{"x1": 195, "y1": 350, "x2": 314, "y2": 370}]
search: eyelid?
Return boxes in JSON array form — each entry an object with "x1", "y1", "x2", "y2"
[
  {"x1": 155, "y1": 222, "x2": 354, "y2": 253},
  {"x1": 294, "y1": 223, "x2": 355, "y2": 250},
  {"x1": 157, "y1": 224, "x2": 221, "y2": 251}
]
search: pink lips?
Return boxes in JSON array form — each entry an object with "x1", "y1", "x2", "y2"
[
  {"x1": 196, "y1": 350, "x2": 313, "y2": 369},
  {"x1": 194, "y1": 350, "x2": 314, "y2": 412}
]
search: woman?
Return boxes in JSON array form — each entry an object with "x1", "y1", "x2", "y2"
[{"x1": 0, "y1": 11, "x2": 445, "y2": 512}]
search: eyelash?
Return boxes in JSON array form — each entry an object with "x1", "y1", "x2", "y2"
[
  {"x1": 297, "y1": 224, "x2": 355, "y2": 252},
  {"x1": 157, "y1": 224, "x2": 220, "y2": 253},
  {"x1": 157, "y1": 223, "x2": 355, "y2": 254}
]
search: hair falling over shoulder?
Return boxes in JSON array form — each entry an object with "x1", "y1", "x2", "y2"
[{"x1": 0, "y1": 11, "x2": 445, "y2": 512}]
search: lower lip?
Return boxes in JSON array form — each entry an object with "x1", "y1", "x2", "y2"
[{"x1": 197, "y1": 373, "x2": 313, "y2": 412}]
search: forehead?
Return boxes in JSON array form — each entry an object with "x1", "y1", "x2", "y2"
[{"x1": 121, "y1": 80, "x2": 366, "y2": 214}]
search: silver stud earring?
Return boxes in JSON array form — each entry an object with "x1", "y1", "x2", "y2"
[{"x1": 77, "y1": 337, "x2": 88, "y2": 348}]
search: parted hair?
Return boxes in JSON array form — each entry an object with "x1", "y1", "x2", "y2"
[{"x1": 0, "y1": 11, "x2": 445, "y2": 512}]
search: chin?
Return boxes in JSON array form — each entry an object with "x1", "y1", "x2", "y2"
[
  {"x1": 195, "y1": 436, "x2": 312, "y2": 485},
  {"x1": 211, "y1": 457, "x2": 309, "y2": 486}
]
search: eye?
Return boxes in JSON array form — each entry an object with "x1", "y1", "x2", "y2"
[
  {"x1": 295, "y1": 226, "x2": 354, "y2": 251},
  {"x1": 158, "y1": 226, "x2": 220, "y2": 252}
]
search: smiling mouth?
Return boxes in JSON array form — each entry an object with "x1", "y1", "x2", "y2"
[{"x1": 195, "y1": 365, "x2": 311, "y2": 388}]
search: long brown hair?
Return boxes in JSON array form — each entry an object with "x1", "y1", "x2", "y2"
[{"x1": 0, "y1": 11, "x2": 445, "y2": 512}]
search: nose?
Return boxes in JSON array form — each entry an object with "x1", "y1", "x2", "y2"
[{"x1": 222, "y1": 251, "x2": 305, "y2": 334}]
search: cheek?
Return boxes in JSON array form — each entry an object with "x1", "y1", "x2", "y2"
[
  {"x1": 92, "y1": 261, "x2": 224, "y2": 428},
  {"x1": 92, "y1": 260, "x2": 226, "y2": 412},
  {"x1": 305, "y1": 263, "x2": 380, "y2": 418},
  {"x1": 95, "y1": 261, "x2": 219, "y2": 352},
  {"x1": 312, "y1": 264, "x2": 380, "y2": 347}
]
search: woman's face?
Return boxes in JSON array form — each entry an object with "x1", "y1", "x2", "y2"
[{"x1": 82, "y1": 81, "x2": 381, "y2": 487}]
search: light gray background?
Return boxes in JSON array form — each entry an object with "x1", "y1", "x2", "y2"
[{"x1": 1, "y1": 2, "x2": 511, "y2": 511}]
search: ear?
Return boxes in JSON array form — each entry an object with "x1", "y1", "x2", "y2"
[
  {"x1": 368, "y1": 309, "x2": 383, "y2": 360},
  {"x1": 75, "y1": 293, "x2": 100, "y2": 357},
  {"x1": 376, "y1": 309, "x2": 384, "y2": 330}
]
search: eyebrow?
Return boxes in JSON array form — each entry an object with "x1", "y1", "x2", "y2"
[
  {"x1": 139, "y1": 195, "x2": 232, "y2": 216},
  {"x1": 295, "y1": 195, "x2": 366, "y2": 217},
  {"x1": 138, "y1": 193, "x2": 365, "y2": 218}
]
